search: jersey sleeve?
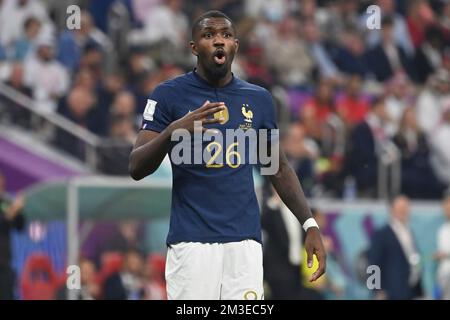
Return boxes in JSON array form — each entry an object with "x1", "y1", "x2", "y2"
[
  {"x1": 141, "y1": 84, "x2": 173, "y2": 133},
  {"x1": 256, "y1": 89, "x2": 280, "y2": 172},
  {"x1": 261, "y1": 89, "x2": 279, "y2": 141}
]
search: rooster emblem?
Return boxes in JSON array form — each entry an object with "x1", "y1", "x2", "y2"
[{"x1": 241, "y1": 104, "x2": 253, "y2": 123}]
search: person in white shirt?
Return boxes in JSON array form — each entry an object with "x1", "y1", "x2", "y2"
[
  {"x1": 416, "y1": 69, "x2": 450, "y2": 136},
  {"x1": 430, "y1": 102, "x2": 450, "y2": 187},
  {"x1": 0, "y1": 0, "x2": 53, "y2": 50},
  {"x1": 435, "y1": 194, "x2": 450, "y2": 299},
  {"x1": 23, "y1": 35, "x2": 69, "y2": 114},
  {"x1": 130, "y1": 0, "x2": 188, "y2": 50}
]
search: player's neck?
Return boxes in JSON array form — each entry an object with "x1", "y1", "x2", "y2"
[{"x1": 195, "y1": 66, "x2": 233, "y2": 87}]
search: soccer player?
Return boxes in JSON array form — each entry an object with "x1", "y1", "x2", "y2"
[{"x1": 129, "y1": 10, "x2": 326, "y2": 300}]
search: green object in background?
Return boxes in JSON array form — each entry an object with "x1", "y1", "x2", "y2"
[{"x1": 22, "y1": 176, "x2": 173, "y2": 221}]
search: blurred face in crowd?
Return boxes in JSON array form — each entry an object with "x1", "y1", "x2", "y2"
[
  {"x1": 79, "y1": 11, "x2": 93, "y2": 36},
  {"x1": 126, "y1": 251, "x2": 144, "y2": 275},
  {"x1": 278, "y1": 17, "x2": 299, "y2": 39},
  {"x1": 191, "y1": 17, "x2": 239, "y2": 80},
  {"x1": 81, "y1": 48, "x2": 103, "y2": 71},
  {"x1": 118, "y1": 220, "x2": 138, "y2": 243},
  {"x1": 443, "y1": 196, "x2": 450, "y2": 220},
  {"x1": 317, "y1": 80, "x2": 334, "y2": 103},
  {"x1": 24, "y1": 17, "x2": 41, "y2": 40},
  {"x1": 342, "y1": 0, "x2": 359, "y2": 15},
  {"x1": 373, "y1": 99, "x2": 390, "y2": 122},
  {"x1": 408, "y1": 0, "x2": 434, "y2": 23},
  {"x1": 344, "y1": 32, "x2": 365, "y2": 56},
  {"x1": 68, "y1": 87, "x2": 96, "y2": 118},
  {"x1": 37, "y1": 45, "x2": 54, "y2": 62},
  {"x1": 104, "y1": 73, "x2": 124, "y2": 93},
  {"x1": 401, "y1": 108, "x2": 418, "y2": 131},
  {"x1": 80, "y1": 259, "x2": 97, "y2": 284},
  {"x1": 74, "y1": 69, "x2": 95, "y2": 91},
  {"x1": 167, "y1": 0, "x2": 183, "y2": 12},
  {"x1": 283, "y1": 124, "x2": 307, "y2": 158},
  {"x1": 299, "y1": 0, "x2": 317, "y2": 18},
  {"x1": 112, "y1": 92, "x2": 136, "y2": 116},
  {"x1": 391, "y1": 196, "x2": 411, "y2": 224},
  {"x1": 129, "y1": 52, "x2": 152, "y2": 75},
  {"x1": 347, "y1": 75, "x2": 362, "y2": 97},
  {"x1": 389, "y1": 75, "x2": 410, "y2": 98},
  {"x1": 302, "y1": 19, "x2": 319, "y2": 42},
  {"x1": 377, "y1": 0, "x2": 395, "y2": 14}
]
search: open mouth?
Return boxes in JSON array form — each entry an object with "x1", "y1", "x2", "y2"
[{"x1": 213, "y1": 50, "x2": 226, "y2": 65}]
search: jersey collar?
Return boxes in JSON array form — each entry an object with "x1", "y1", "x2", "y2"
[{"x1": 191, "y1": 68, "x2": 236, "y2": 89}]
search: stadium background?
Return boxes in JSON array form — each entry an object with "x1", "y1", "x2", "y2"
[{"x1": 0, "y1": 0, "x2": 449, "y2": 300}]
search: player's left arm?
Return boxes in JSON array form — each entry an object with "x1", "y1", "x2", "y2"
[
  {"x1": 261, "y1": 88, "x2": 326, "y2": 281},
  {"x1": 268, "y1": 144, "x2": 326, "y2": 282}
]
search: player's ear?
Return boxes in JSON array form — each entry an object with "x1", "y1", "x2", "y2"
[
  {"x1": 190, "y1": 40, "x2": 198, "y2": 57},
  {"x1": 235, "y1": 38, "x2": 239, "y2": 53}
]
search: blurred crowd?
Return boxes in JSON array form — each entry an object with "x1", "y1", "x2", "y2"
[
  {"x1": 19, "y1": 249, "x2": 167, "y2": 300},
  {"x1": 3, "y1": 0, "x2": 450, "y2": 300},
  {"x1": 261, "y1": 191, "x2": 450, "y2": 300},
  {"x1": 1, "y1": 0, "x2": 450, "y2": 198}
]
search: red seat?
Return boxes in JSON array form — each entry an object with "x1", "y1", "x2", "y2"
[
  {"x1": 145, "y1": 254, "x2": 167, "y2": 300},
  {"x1": 147, "y1": 254, "x2": 166, "y2": 278},
  {"x1": 21, "y1": 253, "x2": 59, "y2": 300}
]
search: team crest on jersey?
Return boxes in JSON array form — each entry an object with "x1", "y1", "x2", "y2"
[
  {"x1": 213, "y1": 105, "x2": 229, "y2": 124},
  {"x1": 143, "y1": 99, "x2": 157, "y2": 121},
  {"x1": 239, "y1": 104, "x2": 253, "y2": 130}
]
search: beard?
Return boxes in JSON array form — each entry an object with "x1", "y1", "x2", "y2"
[
  {"x1": 199, "y1": 53, "x2": 233, "y2": 80},
  {"x1": 206, "y1": 62, "x2": 229, "y2": 79}
]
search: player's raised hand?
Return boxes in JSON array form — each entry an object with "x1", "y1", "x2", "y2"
[
  {"x1": 304, "y1": 227, "x2": 327, "y2": 282},
  {"x1": 5, "y1": 193, "x2": 25, "y2": 220},
  {"x1": 169, "y1": 100, "x2": 225, "y2": 133}
]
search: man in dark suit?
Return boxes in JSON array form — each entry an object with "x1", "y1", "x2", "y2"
[
  {"x1": 0, "y1": 171, "x2": 26, "y2": 300},
  {"x1": 366, "y1": 15, "x2": 417, "y2": 83},
  {"x1": 103, "y1": 249, "x2": 145, "y2": 300},
  {"x1": 261, "y1": 188, "x2": 323, "y2": 300},
  {"x1": 346, "y1": 97, "x2": 391, "y2": 197},
  {"x1": 261, "y1": 188, "x2": 304, "y2": 299},
  {"x1": 368, "y1": 195, "x2": 423, "y2": 299}
]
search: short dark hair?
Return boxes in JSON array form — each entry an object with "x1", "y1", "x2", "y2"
[{"x1": 191, "y1": 10, "x2": 235, "y2": 39}]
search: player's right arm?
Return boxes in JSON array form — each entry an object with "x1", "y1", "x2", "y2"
[{"x1": 129, "y1": 100, "x2": 225, "y2": 180}]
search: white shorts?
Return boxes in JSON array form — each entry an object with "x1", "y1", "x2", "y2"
[{"x1": 165, "y1": 239, "x2": 264, "y2": 300}]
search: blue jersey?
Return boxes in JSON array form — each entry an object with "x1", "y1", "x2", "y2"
[{"x1": 141, "y1": 70, "x2": 278, "y2": 245}]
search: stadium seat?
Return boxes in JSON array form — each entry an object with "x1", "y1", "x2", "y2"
[{"x1": 20, "y1": 253, "x2": 59, "y2": 300}]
